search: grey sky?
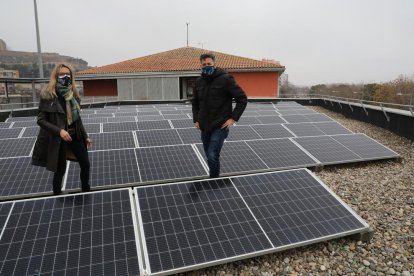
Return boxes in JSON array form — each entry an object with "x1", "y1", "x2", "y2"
[{"x1": 1, "y1": 0, "x2": 413, "y2": 86}]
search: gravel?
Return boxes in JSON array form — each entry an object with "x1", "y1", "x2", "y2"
[{"x1": 180, "y1": 106, "x2": 414, "y2": 276}]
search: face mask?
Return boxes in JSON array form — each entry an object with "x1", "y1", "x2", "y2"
[
  {"x1": 58, "y1": 74, "x2": 72, "y2": 86},
  {"x1": 201, "y1": 66, "x2": 215, "y2": 76}
]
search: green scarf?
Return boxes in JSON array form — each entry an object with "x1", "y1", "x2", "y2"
[{"x1": 56, "y1": 84, "x2": 81, "y2": 125}]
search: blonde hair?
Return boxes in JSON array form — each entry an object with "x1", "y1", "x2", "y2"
[{"x1": 44, "y1": 63, "x2": 79, "y2": 98}]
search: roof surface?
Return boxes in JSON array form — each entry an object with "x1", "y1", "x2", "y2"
[{"x1": 78, "y1": 47, "x2": 284, "y2": 75}]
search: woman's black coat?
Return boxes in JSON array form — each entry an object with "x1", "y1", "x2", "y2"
[{"x1": 31, "y1": 91, "x2": 88, "y2": 172}]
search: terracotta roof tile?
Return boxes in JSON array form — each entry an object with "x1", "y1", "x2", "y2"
[{"x1": 78, "y1": 47, "x2": 283, "y2": 75}]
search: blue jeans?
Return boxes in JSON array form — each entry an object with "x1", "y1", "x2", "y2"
[{"x1": 201, "y1": 127, "x2": 229, "y2": 178}]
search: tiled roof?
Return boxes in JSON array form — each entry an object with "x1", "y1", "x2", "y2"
[{"x1": 78, "y1": 47, "x2": 284, "y2": 75}]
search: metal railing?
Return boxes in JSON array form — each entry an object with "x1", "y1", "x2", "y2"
[{"x1": 1, "y1": 94, "x2": 413, "y2": 118}]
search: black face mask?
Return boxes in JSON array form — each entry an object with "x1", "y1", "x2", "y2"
[{"x1": 57, "y1": 74, "x2": 72, "y2": 86}]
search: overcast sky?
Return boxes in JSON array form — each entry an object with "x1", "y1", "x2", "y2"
[{"x1": 1, "y1": 0, "x2": 413, "y2": 86}]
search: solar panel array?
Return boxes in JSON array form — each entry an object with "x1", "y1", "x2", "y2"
[
  {"x1": 135, "y1": 169, "x2": 369, "y2": 275},
  {"x1": 0, "y1": 102, "x2": 378, "y2": 275},
  {"x1": 0, "y1": 102, "x2": 399, "y2": 199}
]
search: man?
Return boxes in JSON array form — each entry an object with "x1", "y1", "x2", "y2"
[{"x1": 192, "y1": 53, "x2": 247, "y2": 178}]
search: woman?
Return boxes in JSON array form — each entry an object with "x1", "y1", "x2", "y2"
[{"x1": 32, "y1": 64, "x2": 92, "y2": 195}]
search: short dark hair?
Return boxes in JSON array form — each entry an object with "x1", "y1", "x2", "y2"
[{"x1": 200, "y1": 53, "x2": 215, "y2": 62}]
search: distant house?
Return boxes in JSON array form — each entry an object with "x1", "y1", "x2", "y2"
[{"x1": 77, "y1": 47, "x2": 285, "y2": 100}]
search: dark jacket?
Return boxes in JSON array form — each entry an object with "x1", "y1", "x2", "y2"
[
  {"x1": 192, "y1": 68, "x2": 247, "y2": 133},
  {"x1": 31, "y1": 90, "x2": 88, "y2": 172}
]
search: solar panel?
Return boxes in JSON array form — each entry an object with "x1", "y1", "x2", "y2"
[
  {"x1": 256, "y1": 116, "x2": 286, "y2": 124},
  {"x1": 136, "y1": 129, "x2": 183, "y2": 147},
  {"x1": 114, "y1": 112, "x2": 139, "y2": 117},
  {"x1": 176, "y1": 128, "x2": 201, "y2": 144},
  {"x1": 246, "y1": 138, "x2": 319, "y2": 169},
  {"x1": 293, "y1": 135, "x2": 361, "y2": 164},
  {"x1": 240, "y1": 111, "x2": 259, "y2": 117},
  {"x1": 331, "y1": 133, "x2": 400, "y2": 160},
  {"x1": 136, "y1": 111, "x2": 161, "y2": 116},
  {"x1": 86, "y1": 113, "x2": 114, "y2": 118},
  {"x1": 102, "y1": 122, "x2": 138, "y2": 133},
  {"x1": 305, "y1": 113, "x2": 333, "y2": 122},
  {"x1": 135, "y1": 179, "x2": 272, "y2": 274},
  {"x1": 232, "y1": 169, "x2": 369, "y2": 247},
  {"x1": 313, "y1": 122, "x2": 352, "y2": 135},
  {"x1": 89, "y1": 132, "x2": 136, "y2": 151},
  {"x1": 66, "y1": 149, "x2": 141, "y2": 190},
  {"x1": 235, "y1": 117, "x2": 262, "y2": 125},
  {"x1": 255, "y1": 110, "x2": 279, "y2": 116},
  {"x1": 82, "y1": 117, "x2": 108, "y2": 124},
  {"x1": 21, "y1": 127, "x2": 40, "y2": 138},
  {"x1": 0, "y1": 128, "x2": 22, "y2": 139},
  {"x1": 137, "y1": 120, "x2": 172, "y2": 131},
  {"x1": 0, "y1": 122, "x2": 11, "y2": 129},
  {"x1": 159, "y1": 110, "x2": 183, "y2": 115},
  {"x1": 170, "y1": 119, "x2": 195, "y2": 129},
  {"x1": 135, "y1": 169, "x2": 369, "y2": 275},
  {"x1": 136, "y1": 115, "x2": 164, "y2": 122},
  {"x1": 284, "y1": 123, "x2": 326, "y2": 137},
  {"x1": 252, "y1": 124, "x2": 294, "y2": 139},
  {"x1": 196, "y1": 141, "x2": 268, "y2": 175},
  {"x1": 162, "y1": 114, "x2": 189, "y2": 120},
  {"x1": 0, "y1": 203, "x2": 13, "y2": 233},
  {"x1": 6, "y1": 117, "x2": 36, "y2": 122},
  {"x1": 226, "y1": 126, "x2": 261, "y2": 141},
  {"x1": 107, "y1": 116, "x2": 136, "y2": 123},
  {"x1": 277, "y1": 109, "x2": 317, "y2": 115},
  {"x1": 135, "y1": 145, "x2": 207, "y2": 182},
  {"x1": 0, "y1": 189, "x2": 142, "y2": 276},
  {"x1": 10, "y1": 121, "x2": 38, "y2": 128},
  {"x1": 83, "y1": 123, "x2": 101, "y2": 134},
  {"x1": 0, "y1": 138, "x2": 36, "y2": 158},
  {"x1": 0, "y1": 157, "x2": 53, "y2": 199}
]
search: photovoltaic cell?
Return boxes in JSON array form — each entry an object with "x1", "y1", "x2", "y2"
[
  {"x1": 0, "y1": 138, "x2": 36, "y2": 158},
  {"x1": 162, "y1": 114, "x2": 189, "y2": 120},
  {"x1": 0, "y1": 190, "x2": 141, "y2": 276},
  {"x1": 232, "y1": 169, "x2": 368, "y2": 247},
  {"x1": 135, "y1": 179, "x2": 272, "y2": 274},
  {"x1": 252, "y1": 124, "x2": 294, "y2": 139},
  {"x1": 0, "y1": 122, "x2": 11, "y2": 129},
  {"x1": 82, "y1": 117, "x2": 108, "y2": 124},
  {"x1": 0, "y1": 203, "x2": 13, "y2": 233},
  {"x1": 6, "y1": 117, "x2": 36, "y2": 122},
  {"x1": 0, "y1": 157, "x2": 53, "y2": 199},
  {"x1": 0, "y1": 128, "x2": 22, "y2": 139},
  {"x1": 66, "y1": 149, "x2": 141, "y2": 190},
  {"x1": 88, "y1": 132, "x2": 135, "y2": 151},
  {"x1": 312, "y1": 122, "x2": 352, "y2": 135},
  {"x1": 83, "y1": 123, "x2": 101, "y2": 134},
  {"x1": 256, "y1": 116, "x2": 286, "y2": 124},
  {"x1": 170, "y1": 119, "x2": 195, "y2": 129},
  {"x1": 135, "y1": 145, "x2": 207, "y2": 182},
  {"x1": 235, "y1": 117, "x2": 261, "y2": 125},
  {"x1": 246, "y1": 138, "x2": 318, "y2": 169},
  {"x1": 137, "y1": 120, "x2": 171, "y2": 130},
  {"x1": 136, "y1": 129, "x2": 183, "y2": 147},
  {"x1": 10, "y1": 121, "x2": 38, "y2": 128},
  {"x1": 21, "y1": 127, "x2": 40, "y2": 138},
  {"x1": 226, "y1": 126, "x2": 261, "y2": 141},
  {"x1": 137, "y1": 115, "x2": 164, "y2": 122},
  {"x1": 196, "y1": 141, "x2": 268, "y2": 175},
  {"x1": 102, "y1": 122, "x2": 138, "y2": 133},
  {"x1": 331, "y1": 133, "x2": 399, "y2": 160},
  {"x1": 293, "y1": 135, "x2": 361, "y2": 164},
  {"x1": 284, "y1": 123, "x2": 326, "y2": 137},
  {"x1": 107, "y1": 116, "x2": 136, "y2": 123},
  {"x1": 176, "y1": 128, "x2": 201, "y2": 144}
]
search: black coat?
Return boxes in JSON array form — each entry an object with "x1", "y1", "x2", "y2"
[
  {"x1": 192, "y1": 68, "x2": 247, "y2": 133},
  {"x1": 31, "y1": 91, "x2": 88, "y2": 172}
]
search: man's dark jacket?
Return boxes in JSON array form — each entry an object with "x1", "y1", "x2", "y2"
[
  {"x1": 192, "y1": 68, "x2": 247, "y2": 133},
  {"x1": 31, "y1": 90, "x2": 88, "y2": 172}
]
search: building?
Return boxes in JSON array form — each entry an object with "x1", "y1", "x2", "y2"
[
  {"x1": 0, "y1": 68, "x2": 19, "y2": 95},
  {"x1": 77, "y1": 47, "x2": 285, "y2": 100}
]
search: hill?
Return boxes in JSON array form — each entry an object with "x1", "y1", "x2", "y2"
[{"x1": 0, "y1": 39, "x2": 90, "y2": 78}]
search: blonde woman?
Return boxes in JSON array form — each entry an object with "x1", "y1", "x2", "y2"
[{"x1": 32, "y1": 64, "x2": 92, "y2": 195}]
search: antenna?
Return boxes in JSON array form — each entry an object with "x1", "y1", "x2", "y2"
[{"x1": 186, "y1": 22, "x2": 189, "y2": 47}]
